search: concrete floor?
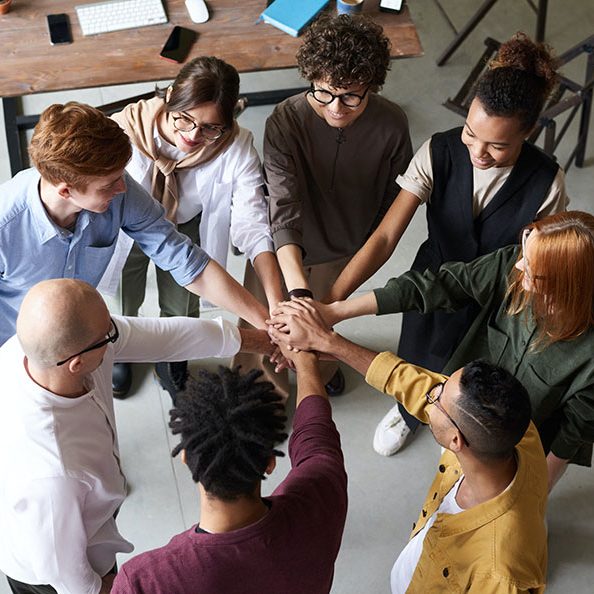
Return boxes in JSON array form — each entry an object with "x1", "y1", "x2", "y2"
[{"x1": 1, "y1": 0, "x2": 593, "y2": 592}]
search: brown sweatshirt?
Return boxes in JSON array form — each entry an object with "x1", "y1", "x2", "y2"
[{"x1": 264, "y1": 92, "x2": 412, "y2": 266}]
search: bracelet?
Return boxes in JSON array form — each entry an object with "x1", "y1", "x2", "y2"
[{"x1": 288, "y1": 288, "x2": 313, "y2": 299}]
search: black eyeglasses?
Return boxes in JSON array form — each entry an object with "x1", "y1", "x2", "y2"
[
  {"x1": 171, "y1": 115, "x2": 226, "y2": 141},
  {"x1": 308, "y1": 85, "x2": 370, "y2": 108},
  {"x1": 56, "y1": 318, "x2": 119, "y2": 367},
  {"x1": 426, "y1": 382, "x2": 470, "y2": 446}
]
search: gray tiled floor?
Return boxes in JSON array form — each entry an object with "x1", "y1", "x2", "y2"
[{"x1": 1, "y1": 0, "x2": 593, "y2": 592}]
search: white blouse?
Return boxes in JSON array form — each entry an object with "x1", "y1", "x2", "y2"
[{"x1": 126, "y1": 125, "x2": 273, "y2": 268}]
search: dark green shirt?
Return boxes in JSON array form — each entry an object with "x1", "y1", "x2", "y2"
[{"x1": 374, "y1": 245, "x2": 594, "y2": 465}]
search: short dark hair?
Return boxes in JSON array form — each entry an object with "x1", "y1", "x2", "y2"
[
  {"x1": 157, "y1": 56, "x2": 240, "y2": 127},
  {"x1": 455, "y1": 360, "x2": 531, "y2": 460},
  {"x1": 296, "y1": 14, "x2": 391, "y2": 91},
  {"x1": 475, "y1": 32, "x2": 559, "y2": 131},
  {"x1": 170, "y1": 367, "x2": 288, "y2": 501}
]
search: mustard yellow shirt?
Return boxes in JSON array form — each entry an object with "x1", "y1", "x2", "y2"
[{"x1": 366, "y1": 352, "x2": 548, "y2": 593}]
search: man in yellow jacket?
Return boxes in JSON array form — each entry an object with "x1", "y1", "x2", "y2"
[{"x1": 268, "y1": 299, "x2": 548, "y2": 593}]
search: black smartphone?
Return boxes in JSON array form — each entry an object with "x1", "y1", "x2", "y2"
[
  {"x1": 379, "y1": 0, "x2": 404, "y2": 14},
  {"x1": 47, "y1": 13, "x2": 73, "y2": 45},
  {"x1": 160, "y1": 26, "x2": 197, "y2": 63}
]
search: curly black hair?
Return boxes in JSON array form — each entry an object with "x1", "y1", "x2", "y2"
[
  {"x1": 296, "y1": 14, "x2": 391, "y2": 90},
  {"x1": 475, "y1": 32, "x2": 559, "y2": 131},
  {"x1": 170, "y1": 367, "x2": 288, "y2": 501},
  {"x1": 456, "y1": 360, "x2": 531, "y2": 461}
]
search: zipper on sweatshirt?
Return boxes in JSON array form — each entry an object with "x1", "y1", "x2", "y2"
[{"x1": 330, "y1": 128, "x2": 345, "y2": 191}]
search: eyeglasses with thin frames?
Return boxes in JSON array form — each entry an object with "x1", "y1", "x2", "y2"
[
  {"x1": 56, "y1": 318, "x2": 119, "y2": 367},
  {"x1": 308, "y1": 85, "x2": 370, "y2": 108},
  {"x1": 426, "y1": 381, "x2": 470, "y2": 446},
  {"x1": 171, "y1": 114, "x2": 226, "y2": 141}
]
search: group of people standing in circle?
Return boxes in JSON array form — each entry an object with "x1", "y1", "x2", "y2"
[{"x1": 1, "y1": 9, "x2": 592, "y2": 594}]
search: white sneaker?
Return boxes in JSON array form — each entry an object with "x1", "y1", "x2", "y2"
[{"x1": 373, "y1": 403, "x2": 411, "y2": 456}]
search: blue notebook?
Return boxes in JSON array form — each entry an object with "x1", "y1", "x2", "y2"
[{"x1": 260, "y1": 0, "x2": 330, "y2": 37}]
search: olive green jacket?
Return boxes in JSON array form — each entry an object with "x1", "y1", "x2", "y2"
[
  {"x1": 374, "y1": 245, "x2": 594, "y2": 464},
  {"x1": 367, "y1": 351, "x2": 548, "y2": 594}
]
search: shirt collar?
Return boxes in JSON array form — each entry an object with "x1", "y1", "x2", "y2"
[{"x1": 28, "y1": 171, "x2": 62, "y2": 245}]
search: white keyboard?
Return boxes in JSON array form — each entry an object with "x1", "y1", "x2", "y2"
[{"x1": 76, "y1": 0, "x2": 168, "y2": 36}]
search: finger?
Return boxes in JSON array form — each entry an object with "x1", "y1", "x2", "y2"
[{"x1": 268, "y1": 326, "x2": 292, "y2": 345}]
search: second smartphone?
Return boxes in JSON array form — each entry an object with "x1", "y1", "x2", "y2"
[
  {"x1": 160, "y1": 26, "x2": 197, "y2": 63},
  {"x1": 47, "y1": 13, "x2": 73, "y2": 45}
]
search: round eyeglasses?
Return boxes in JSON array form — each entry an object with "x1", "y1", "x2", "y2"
[
  {"x1": 308, "y1": 85, "x2": 370, "y2": 108},
  {"x1": 426, "y1": 382, "x2": 470, "y2": 446},
  {"x1": 171, "y1": 115, "x2": 226, "y2": 141},
  {"x1": 56, "y1": 318, "x2": 119, "y2": 366}
]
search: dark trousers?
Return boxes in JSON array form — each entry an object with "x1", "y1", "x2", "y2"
[
  {"x1": 6, "y1": 577, "x2": 56, "y2": 594},
  {"x1": 7, "y1": 565, "x2": 116, "y2": 594}
]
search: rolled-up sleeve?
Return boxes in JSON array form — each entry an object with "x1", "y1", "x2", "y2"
[
  {"x1": 120, "y1": 173, "x2": 210, "y2": 287},
  {"x1": 550, "y1": 386, "x2": 594, "y2": 461},
  {"x1": 264, "y1": 111, "x2": 304, "y2": 253}
]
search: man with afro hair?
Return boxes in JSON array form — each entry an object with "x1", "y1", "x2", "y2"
[{"x1": 112, "y1": 350, "x2": 347, "y2": 594}]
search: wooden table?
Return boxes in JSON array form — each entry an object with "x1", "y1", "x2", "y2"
[{"x1": 0, "y1": 0, "x2": 423, "y2": 173}]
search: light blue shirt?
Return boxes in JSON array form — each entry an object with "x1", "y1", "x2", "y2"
[{"x1": 0, "y1": 169, "x2": 210, "y2": 345}]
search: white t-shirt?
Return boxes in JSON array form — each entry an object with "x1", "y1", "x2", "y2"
[
  {"x1": 390, "y1": 477, "x2": 464, "y2": 594},
  {"x1": 397, "y1": 138, "x2": 568, "y2": 218},
  {"x1": 0, "y1": 316, "x2": 240, "y2": 594}
]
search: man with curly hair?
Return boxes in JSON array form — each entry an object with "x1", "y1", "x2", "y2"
[
  {"x1": 111, "y1": 350, "x2": 347, "y2": 594},
  {"x1": 246, "y1": 14, "x2": 412, "y2": 396}
]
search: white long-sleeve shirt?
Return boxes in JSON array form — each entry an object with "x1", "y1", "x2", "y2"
[
  {"x1": 127, "y1": 125, "x2": 273, "y2": 268},
  {"x1": 0, "y1": 316, "x2": 240, "y2": 594}
]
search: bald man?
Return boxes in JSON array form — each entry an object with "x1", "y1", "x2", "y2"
[{"x1": 0, "y1": 279, "x2": 274, "y2": 594}]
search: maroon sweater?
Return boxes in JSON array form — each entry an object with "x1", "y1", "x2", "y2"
[{"x1": 111, "y1": 396, "x2": 347, "y2": 594}]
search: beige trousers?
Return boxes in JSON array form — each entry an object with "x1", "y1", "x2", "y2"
[{"x1": 231, "y1": 255, "x2": 350, "y2": 400}]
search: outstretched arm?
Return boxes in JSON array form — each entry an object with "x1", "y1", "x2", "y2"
[
  {"x1": 252, "y1": 251, "x2": 285, "y2": 311},
  {"x1": 276, "y1": 244, "x2": 310, "y2": 293},
  {"x1": 324, "y1": 190, "x2": 421, "y2": 303},
  {"x1": 185, "y1": 259, "x2": 268, "y2": 329}
]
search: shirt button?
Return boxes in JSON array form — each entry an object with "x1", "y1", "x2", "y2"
[
  {"x1": 443, "y1": 568, "x2": 449, "y2": 578},
  {"x1": 439, "y1": 464, "x2": 446, "y2": 473},
  {"x1": 433, "y1": 492, "x2": 438, "y2": 500},
  {"x1": 412, "y1": 522, "x2": 416, "y2": 530},
  {"x1": 422, "y1": 509, "x2": 427, "y2": 517}
]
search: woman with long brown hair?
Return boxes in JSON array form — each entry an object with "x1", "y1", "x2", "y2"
[{"x1": 307, "y1": 211, "x2": 594, "y2": 490}]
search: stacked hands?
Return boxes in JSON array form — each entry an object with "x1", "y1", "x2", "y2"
[{"x1": 267, "y1": 298, "x2": 337, "y2": 360}]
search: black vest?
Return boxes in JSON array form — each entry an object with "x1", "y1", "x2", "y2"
[
  {"x1": 399, "y1": 127, "x2": 559, "y2": 375},
  {"x1": 416, "y1": 126, "x2": 559, "y2": 272}
]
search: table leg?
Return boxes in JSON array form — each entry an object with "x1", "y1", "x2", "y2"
[{"x1": 2, "y1": 97, "x2": 25, "y2": 176}]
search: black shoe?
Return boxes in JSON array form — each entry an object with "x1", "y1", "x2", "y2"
[
  {"x1": 113, "y1": 363, "x2": 132, "y2": 399},
  {"x1": 155, "y1": 361, "x2": 189, "y2": 404},
  {"x1": 325, "y1": 368, "x2": 345, "y2": 397}
]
